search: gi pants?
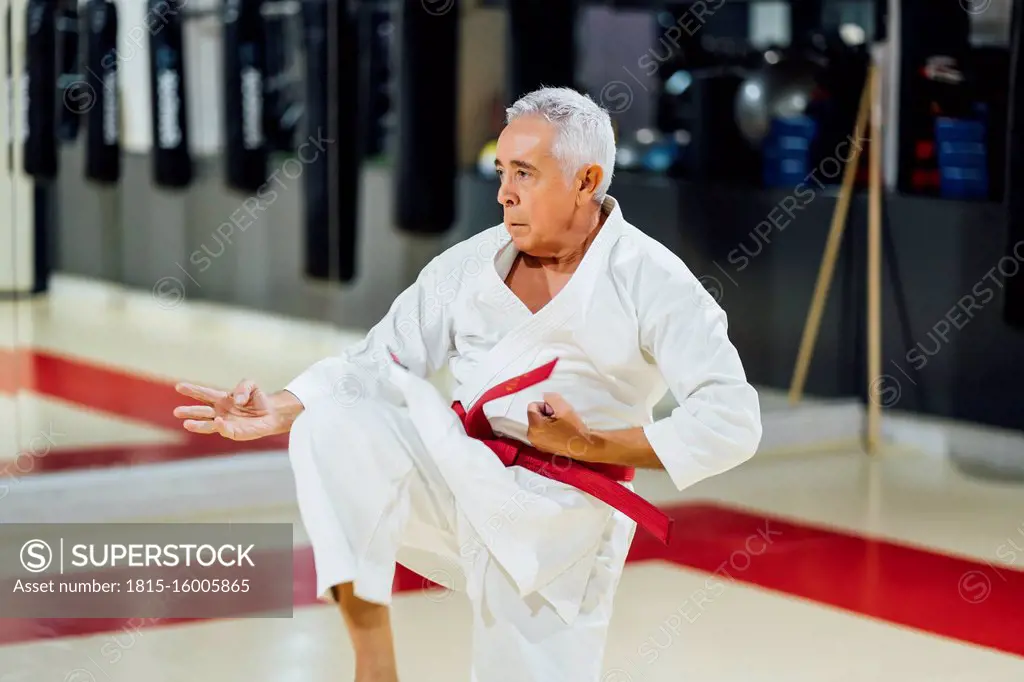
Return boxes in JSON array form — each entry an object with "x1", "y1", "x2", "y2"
[{"x1": 288, "y1": 396, "x2": 634, "y2": 682}]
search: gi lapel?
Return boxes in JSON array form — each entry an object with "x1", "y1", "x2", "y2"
[{"x1": 461, "y1": 198, "x2": 625, "y2": 407}]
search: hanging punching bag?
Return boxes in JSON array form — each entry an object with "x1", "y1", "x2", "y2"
[
  {"x1": 82, "y1": 0, "x2": 118, "y2": 183},
  {"x1": 301, "y1": 0, "x2": 329, "y2": 279},
  {"x1": 331, "y1": 0, "x2": 359, "y2": 280},
  {"x1": 394, "y1": 0, "x2": 457, "y2": 235},
  {"x1": 506, "y1": 0, "x2": 576, "y2": 103},
  {"x1": 148, "y1": 0, "x2": 191, "y2": 188},
  {"x1": 223, "y1": 0, "x2": 267, "y2": 192},
  {"x1": 262, "y1": 0, "x2": 300, "y2": 152},
  {"x1": 301, "y1": 0, "x2": 358, "y2": 281},
  {"x1": 55, "y1": 0, "x2": 79, "y2": 141},
  {"x1": 23, "y1": 0, "x2": 58, "y2": 180},
  {"x1": 1005, "y1": 0, "x2": 1024, "y2": 331},
  {"x1": 357, "y1": 3, "x2": 391, "y2": 159}
]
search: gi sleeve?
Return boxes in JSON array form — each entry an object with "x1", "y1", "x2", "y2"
[
  {"x1": 636, "y1": 258, "x2": 763, "y2": 491},
  {"x1": 283, "y1": 255, "x2": 456, "y2": 408}
]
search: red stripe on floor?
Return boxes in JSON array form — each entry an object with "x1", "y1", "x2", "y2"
[
  {"x1": 16, "y1": 350, "x2": 194, "y2": 431},
  {"x1": 0, "y1": 348, "x2": 186, "y2": 430},
  {"x1": 628, "y1": 502, "x2": 1024, "y2": 657},
  {"x1": 25, "y1": 437, "x2": 288, "y2": 473},
  {"x1": 1, "y1": 502, "x2": 1021, "y2": 658},
  {"x1": 0, "y1": 349, "x2": 286, "y2": 471}
]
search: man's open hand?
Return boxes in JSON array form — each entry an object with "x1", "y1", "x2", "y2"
[
  {"x1": 526, "y1": 392, "x2": 596, "y2": 459},
  {"x1": 173, "y1": 379, "x2": 293, "y2": 441}
]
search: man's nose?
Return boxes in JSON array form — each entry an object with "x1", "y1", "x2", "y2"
[{"x1": 497, "y1": 181, "x2": 518, "y2": 206}]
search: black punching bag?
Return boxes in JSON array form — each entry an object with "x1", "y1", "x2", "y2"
[
  {"x1": 301, "y1": 0, "x2": 359, "y2": 281},
  {"x1": 148, "y1": 0, "x2": 191, "y2": 188},
  {"x1": 55, "y1": 0, "x2": 80, "y2": 141},
  {"x1": 223, "y1": 0, "x2": 267, "y2": 192},
  {"x1": 262, "y1": 1, "x2": 301, "y2": 151},
  {"x1": 301, "y1": 0, "x2": 329, "y2": 278},
  {"x1": 24, "y1": 0, "x2": 58, "y2": 179},
  {"x1": 394, "y1": 0, "x2": 457, "y2": 235},
  {"x1": 83, "y1": 0, "x2": 119, "y2": 183},
  {"x1": 357, "y1": 3, "x2": 392, "y2": 159},
  {"x1": 1005, "y1": 0, "x2": 1024, "y2": 330},
  {"x1": 331, "y1": 0, "x2": 359, "y2": 280},
  {"x1": 506, "y1": 0, "x2": 576, "y2": 103}
]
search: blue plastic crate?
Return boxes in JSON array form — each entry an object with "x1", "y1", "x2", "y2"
[
  {"x1": 936, "y1": 140, "x2": 987, "y2": 169},
  {"x1": 769, "y1": 115, "x2": 817, "y2": 138},
  {"x1": 763, "y1": 135, "x2": 813, "y2": 160},
  {"x1": 935, "y1": 118, "x2": 987, "y2": 144},
  {"x1": 937, "y1": 139, "x2": 987, "y2": 159},
  {"x1": 764, "y1": 116, "x2": 816, "y2": 149},
  {"x1": 762, "y1": 116, "x2": 817, "y2": 188},
  {"x1": 939, "y1": 165, "x2": 989, "y2": 199}
]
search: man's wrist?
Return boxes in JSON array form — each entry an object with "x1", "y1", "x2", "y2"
[
  {"x1": 270, "y1": 390, "x2": 305, "y2": 434},
  {"x1": 571, "y1": 428, "x2": 609, "y2": 463},
  {"x1": 577, "y1": 427, "x2": 664, "y2": 470}
]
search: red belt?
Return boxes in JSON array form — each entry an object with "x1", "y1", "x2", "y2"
[{"x1": 450, "y1": 358, "x2": 673, "y2": 545}]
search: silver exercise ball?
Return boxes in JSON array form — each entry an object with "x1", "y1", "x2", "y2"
[{"x1": 734, "y1": 57, "x2": 821, "y2": 146}]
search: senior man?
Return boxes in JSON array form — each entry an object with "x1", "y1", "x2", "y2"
[{"x1": 173, "y1": 86, "x2": 762, "y2": 682}]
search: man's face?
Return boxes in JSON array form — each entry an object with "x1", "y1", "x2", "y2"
[{"x1": 494, "y1": 115, "x2": 580, "y2": 255}]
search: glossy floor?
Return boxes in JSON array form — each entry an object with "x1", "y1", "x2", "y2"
[{"x1": 1, "y1": 277, "x2": 1022, "y2": 682}]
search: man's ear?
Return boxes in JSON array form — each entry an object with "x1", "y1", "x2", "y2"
[{"x1": 576, "y1": 165, "x2": 603, "y2": 204}]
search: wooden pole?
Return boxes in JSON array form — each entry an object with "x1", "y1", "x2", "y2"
[
  {"x1": 788, "y1": 67, "x2": 874, "y2": 405},
  {"x1": 866, "y1": 64, "x2": 883, "y2": 453}
]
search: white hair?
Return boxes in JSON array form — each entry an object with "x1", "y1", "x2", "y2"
[{"x1": 505, "y1": 86, "x2": 616, "y2": 202}]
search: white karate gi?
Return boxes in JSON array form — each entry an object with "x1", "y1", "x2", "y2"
[{"x1": 285, "y1": 196, "x2": 762, "y2": 682}]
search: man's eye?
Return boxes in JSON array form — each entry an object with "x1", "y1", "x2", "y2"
[{"x1": 517, "y1": 170, "x2": 529, "y2": 179}]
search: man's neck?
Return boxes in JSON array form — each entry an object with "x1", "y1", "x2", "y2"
[{"x1": 523, "y1": 203, "x2": 608, "y2": 273}]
